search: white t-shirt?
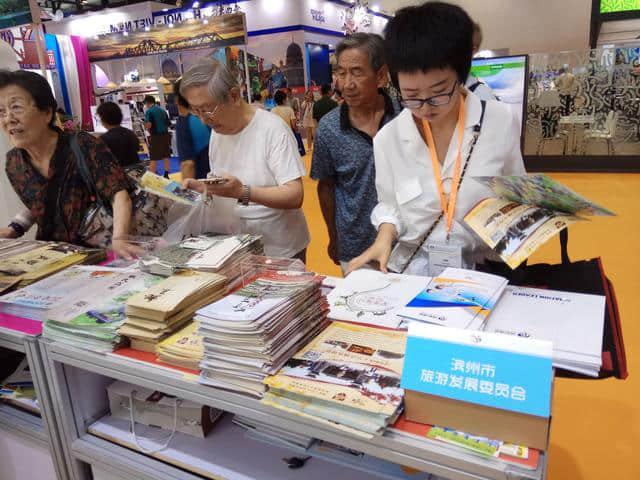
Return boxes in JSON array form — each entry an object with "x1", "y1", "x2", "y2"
[{"x1": 208, "y1": 108, "x2": 310, "y2": 257}]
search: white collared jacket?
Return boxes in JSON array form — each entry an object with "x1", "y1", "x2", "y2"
[{"x1": 371, "y1": 92, "x2": 526, "y2": 271}]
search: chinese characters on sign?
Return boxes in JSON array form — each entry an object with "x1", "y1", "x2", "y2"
[{"x1": 419, "y1": 357, "x2": 527, "y2": 402}]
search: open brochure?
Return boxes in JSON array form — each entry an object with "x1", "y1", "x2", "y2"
[
  {"x1": 464, "y1": 174, "x2": 614, "y2": 269},
  {"x1": 398, "y1": 268, "x2": 507, "y2": 329},
  {"x1": 139, "y1": 171, "x2": 201, "y2": 206}
]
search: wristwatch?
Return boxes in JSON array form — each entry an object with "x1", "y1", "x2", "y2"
[{"x1": 239, "y1": 184, "x2": 251, "y2": 206}]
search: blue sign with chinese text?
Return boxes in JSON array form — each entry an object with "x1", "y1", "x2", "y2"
[{"x1": 401, "y1": 326, "x2": 552, "y2": 418}]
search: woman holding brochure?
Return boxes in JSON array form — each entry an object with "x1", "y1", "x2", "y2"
[
  {"x1": 348, "y1": 2, "x2": 526, "y2": 276},
  {"x1": 179, "y1": 57, "x2": 310, "y2": 262}
]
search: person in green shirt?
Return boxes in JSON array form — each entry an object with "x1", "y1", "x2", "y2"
[{"x1": 312, "y1": 84, "x2": 338, "y2": 123}]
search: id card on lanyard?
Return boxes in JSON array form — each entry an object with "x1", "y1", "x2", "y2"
[{"x1": 421, "y1": 97, "x2": 466, "y2": 276}]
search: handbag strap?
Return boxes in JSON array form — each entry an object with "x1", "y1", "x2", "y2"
[
  {"x1": 399, "y1": 100, "x2": 487, "y2": 274},
  {"x1": 560, "y1": 227, "x2": 570, "y2": 265},
  {"x1": 70, "y1": 133, "x2": 114, "y2": 216},
  {"x1": 128, "y1": 389, "x2": 181, "y2": 454}
]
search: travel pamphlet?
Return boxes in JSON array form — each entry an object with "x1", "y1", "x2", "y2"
[
  {"x1": 139, "y1": 171, "x2": 201, "y2": 206},
  {"x1": 464, "y1": 174, "x2": 615, "y2": 268},
  {"x1": 398, "y1": 268, "x2": 508, "y2": 329},
  {"x1": 264, "y1": 322, "x2": 406, "y2": 418},
  {"x1": 389, "y1": 414, "x2": 540, "y2": 470},
  {"x1": 327, "y1": 270, "x2": 428, "y2": 329}
]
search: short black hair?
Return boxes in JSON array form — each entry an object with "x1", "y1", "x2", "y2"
[
  {"x1": 173, "y1": 79, "x2": 189, "y2": 109},
  {"x1": 274, "y1": 89, "x2": 287, "y2": 105},
  {"x1": 0, "y1": 69, "x2": 58, "y2": 130},
  {"x1": 384, "y1": 1, "x2": 473, "y2": 87},
  {"x1": 321, "y1": 84, "x2": 331, "y2": 95},
  {"x1": 143, "y1": 95, "x2": 156, "y2": 105},
  {"x1": 96, "y1": 101, "x2": 123, "y2": 126}
]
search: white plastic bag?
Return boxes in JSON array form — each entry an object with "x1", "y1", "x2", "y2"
[{"x1": 162, "y1": 195, "x2": 240, "y2": 243}]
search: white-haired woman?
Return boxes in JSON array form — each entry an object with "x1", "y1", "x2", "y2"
[{"x1": 181, "y1": 58, "x2": 310, "y2": 261}]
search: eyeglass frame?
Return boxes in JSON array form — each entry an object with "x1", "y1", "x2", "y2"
[
  {"x1": 399, "y1": 81, "x2": 460, "y2": 109},
  {"x1": 190, "y1": 102, "x2": 222, "y2": 119}
]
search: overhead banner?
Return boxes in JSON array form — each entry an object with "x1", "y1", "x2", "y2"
[{"x1": 87, "y1": 12, "x2": 246, "y2": 62}]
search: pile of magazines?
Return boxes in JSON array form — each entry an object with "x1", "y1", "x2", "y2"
[{"x1": 195, "y1": 271, "x2": 328, "y2": 397}]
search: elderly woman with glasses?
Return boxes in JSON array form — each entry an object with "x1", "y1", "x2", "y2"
[
  {"x1": 0, "y1": 70, "x2": 139, "y2": 259},
  {"x1": 181, "y1": 58, "x2": 309, "y2": 261},
  {"x1": 348, "y1": 2, "x2": 525, "y2": 276}
]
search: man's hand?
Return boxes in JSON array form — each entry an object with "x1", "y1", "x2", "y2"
[{"x1": 183, "y1": 175, "x2": 243, "y2": 200}]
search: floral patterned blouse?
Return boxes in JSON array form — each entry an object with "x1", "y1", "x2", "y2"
[{"x1": 5, "y1": 131, "x2": 133, "y2": 244}]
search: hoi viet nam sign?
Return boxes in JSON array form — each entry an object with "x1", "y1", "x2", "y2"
[{"x1": 87, "y1": 12, "x2": 246, "y2": 62}]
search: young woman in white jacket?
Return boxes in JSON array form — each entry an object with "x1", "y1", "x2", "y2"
[{"x1": 348, "y1": 1, "x2": 525, "y2": 276}]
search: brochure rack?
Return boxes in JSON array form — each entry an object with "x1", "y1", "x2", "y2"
[
  {"x1": 41, "y1": 339, "x2": 549, "y2": 480},
  {"x1": 0, "y1": 327, "x2": 70, "y2": 480}
]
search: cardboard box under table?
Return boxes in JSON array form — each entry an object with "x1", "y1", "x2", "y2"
[{"x1": 401, "y1": 323, "x2": 553, "y2": 450}]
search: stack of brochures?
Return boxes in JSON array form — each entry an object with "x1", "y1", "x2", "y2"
[
  {"x1": 139, "y1": 234, "x2": 263, "y2": 290},
  {"x1": 262, "y1": 321, "x2": 406, "y2": 437},
  {"x1": 43, "y1": 268, "x2": 162, "y2": 352},
  {"x1": 0, "y1": 240, "x2": 105, "y2": 292},
  {"x1": 484, "y1": 286, "x2": 606, "y2": 376},
  {"x1": 195, "y1": 271, "x2": 328, "y2": 397},
  {"x1": 398, "y1": 267, "x2": 508, "y2": 330},
  {"x1": 121, "y1": 271, "x2": 226, "y2": 353},
  {"x1": 327, "y1": 269, "x2": 428, "y2": 329},
  {"x1": 388, "y1": 414, "x2": 541, "y2": 471},
  {"x1": 0, "y1": 266, "x2": 162, "y2": 351},
  {"x1": 156, "y1": 321, "x2": 203, "y2": 370}
]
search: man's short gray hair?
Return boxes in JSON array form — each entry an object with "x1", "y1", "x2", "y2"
[
  {"x1": 180, "y1": 57, "x2": 238, "y2": 102},
  {"x1": 336, "y1": 33, "x2": 385, "y2": 72}
]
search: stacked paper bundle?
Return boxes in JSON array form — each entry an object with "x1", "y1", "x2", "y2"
[
  {"x1": 121, "y1": 271, "x2": 226, "y2": 352},
  {"x1": 43, "y1": 269, "x2": 162, "y2": 352},
  {"x1": 484, "y1": 286, "x2": 606, "y2": 376},
  {"x1": 156, "y1": 321, "x2": 203, "y2": 370},
  {"x1": 139, "y1": 234, "x2": 263, "y2": 290},
  {"x1": 262, "y1": 322, "x2": 406, "y2": 437},
  {"x1": 0, "y1": 240, "x2": 104, "y2": 292},
  {"x1": 195, "y1": 271, "x2": 328, "y2": 397}
]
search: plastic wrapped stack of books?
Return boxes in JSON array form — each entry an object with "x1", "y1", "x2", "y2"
[{"x1": 0, "y1": 239, "x2": 105, "y2": 294}]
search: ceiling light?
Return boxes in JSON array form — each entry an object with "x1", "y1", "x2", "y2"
[
  {"x1": 372, "y1": 5, "x2": 380, "y2": 12},
  {"x1": 193, "y1": 1, "x2": 200, "y2": 7}
]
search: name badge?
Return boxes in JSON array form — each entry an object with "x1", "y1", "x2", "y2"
[{"x1": 426, "y1": 241, "x2": 462, "y2": 276}]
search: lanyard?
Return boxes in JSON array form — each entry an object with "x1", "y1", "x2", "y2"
[{"x1": 422, "y1": 96, "x2": 466, "y2": 235}]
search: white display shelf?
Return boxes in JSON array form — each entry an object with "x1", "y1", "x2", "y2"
[
  {"x1": 85, "y1": 413, "x2": 417, "y2": 480},
  {"x1": 42, "y1": 339, "x2": 548, "y2": 480},
  {"x1": 0, "y1": 329, "x2": 70, "y2": 480}
]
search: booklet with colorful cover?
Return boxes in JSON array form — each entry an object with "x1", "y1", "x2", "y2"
[
  {"x1": 464, "y1": 174, "x2": 615, "y2": 268},
  {"x1": 398, "y1": 268, "x2": 508, "y2": 329},
  {"x1": 139, "y1": 171, "x2": 201, "y2": 206},
  {"x1": 389, "y1": 414, "x2": 540, "y2": 470},
  {"x1": 264, "y1": 321, "x2": 406, "y2": 418}
]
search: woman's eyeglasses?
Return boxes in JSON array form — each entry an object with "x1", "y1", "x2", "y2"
[
  {"x1": 191, "y1": 103, "x2": 221, "y2": 118},
  {"x1": 400, "y1": 82, "x2": 459, "y2": 109}
]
